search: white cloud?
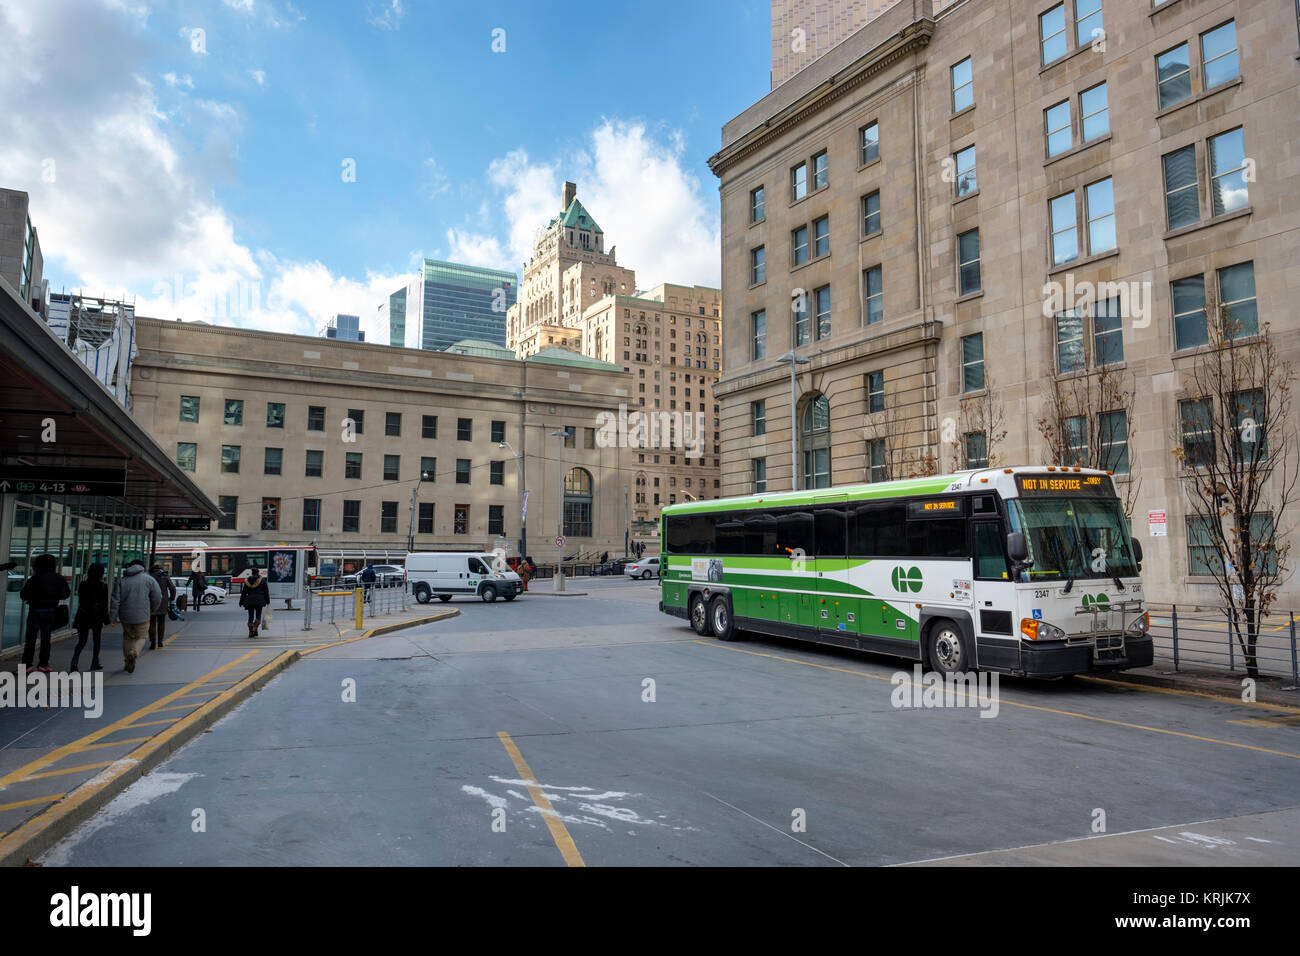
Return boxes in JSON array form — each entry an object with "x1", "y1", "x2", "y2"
[
  {"x1": 455, "y1": 121, "x2": 721, "y2": 288},
  {"x1": 223, "y1": 0, "x2": 255, "y2": 12},
  {"x1": 367, "y1": 0, "x2": 405, "y2": 30},
  {"x1": 445, "y1": 229, "x2": 507, "y2": 270},
  {"x1": 162, "y1": 72, "x2": 194, "y2": 89},
  {"x1": 422, "y1": 157, "x2": 450, "y2": 199},
  {"x1": 248, "y1": 68, "x2": 266, "y2": 86}
]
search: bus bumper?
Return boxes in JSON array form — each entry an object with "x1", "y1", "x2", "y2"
[{"x1": 1019, "y1": 635, "x2": 1154, "y2": 677}]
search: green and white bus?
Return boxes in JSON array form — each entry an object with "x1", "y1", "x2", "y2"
[{"x1": 659, "y1": 466, "x2": 1153, "y2": 678}]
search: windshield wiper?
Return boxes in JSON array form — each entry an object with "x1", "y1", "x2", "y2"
[{"x1": 1050, "y1": 537, "x2": 1075, "y2": 594}]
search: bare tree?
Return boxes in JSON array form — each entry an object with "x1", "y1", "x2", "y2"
[
  {"x1": 1172, "y1": 315, "x2": 1299, "y2": 678},
  {"x1": 943, "y1": 376, "x2": 1008, "y2": 473},
  {"x1": 864, "y1": 385, "x2": 938, "y2": 481}
]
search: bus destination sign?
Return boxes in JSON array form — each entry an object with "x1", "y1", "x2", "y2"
[{"x1": 1016, "y1": 474, "x2": 1109, "y2": 496}]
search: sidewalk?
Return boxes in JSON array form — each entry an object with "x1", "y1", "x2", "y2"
[
  {"x1": 1089, "y1": 660, "x2": 1300, "y2": 709},
  {"x1": 0, "y1": 599, "x2": 456, "y2": 866}
]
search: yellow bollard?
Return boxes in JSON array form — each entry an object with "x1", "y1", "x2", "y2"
[{"x1": 355, "y1": 587, "x2": 363, "y2": 630}]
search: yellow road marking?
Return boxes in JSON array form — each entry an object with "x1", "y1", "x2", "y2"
[
  {"x1": 497, "y1": 731, "x2": 585, "y2": 867},
  {"x1": 1230, "y1": 715, "x2": 1300, "y2": 728},
  {"x1": 692, "y1": 641, "x2": 1300, "y2": 761},
  {"x1": 20, "y1": 761, "x2": 116, "y2": 781},
  {"x1": 1080, "y1": 674, "x2": 1300, "y2": 715},
  {"x1": 68, "y1": 736, "x2": 153, "y2": 753},
  {"x1": 121, "y1": 717, "x2": 182, "y2": 730},
  {"x1": 0, "y1": 794, "x2": 66, "y2": 813}
]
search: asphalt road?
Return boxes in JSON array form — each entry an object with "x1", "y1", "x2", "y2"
[{"x1": 42, "y1": 577, "x2": 1300, "y2": 866}]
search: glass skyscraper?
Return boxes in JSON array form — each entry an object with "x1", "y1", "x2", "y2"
[
  {"x1": 385, "y1": 259, "x2": 516, "y2": 351},
  {"x1": 323, "y1": 313, "x2": 364, "y2": 341}
]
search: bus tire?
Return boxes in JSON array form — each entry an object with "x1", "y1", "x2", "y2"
[
  {"x1": 710, "y1": 595, "x2": 736, "y2": 642},
  {"x1": 481, "y1": 584, "x2": 498, "y2": 603},
  {"x1": 414, "y1": 584, "x2": 431, "y2": 604},
  {"x1": 438, "y1": 594, "x2": 452, "y2": 602},
  {"x1": 689, "y1": 593, "x2": 711, "y2": 636},
  {"x1": 925, "y1": 619, "x2": 968, "y2": 676}
]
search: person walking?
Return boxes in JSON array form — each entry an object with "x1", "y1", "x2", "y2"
[
  {"x1": 240, "y1": 567, "x2": 270, "y2": 638},
  {"x1": 20, "y1": 553, "x2": 71, "y2": 674},
  {"x1": 518, "y1": 556, "x2": 533, "y2": 592},
  {"x1": 148, "y1": 563, "x2": 177, "y2": 649},
  {"x1": 359, "y1": 564, "x2": 376, "y2": 606},
  {"x1": 187, "y1": 566, "x2": 208, "y2": 613},
  {"x1": 70, "y1": 562, "x2": 110, "y2": 672},
  {"x1": 110, "y1": 559, "x2": 162, "y2": 673}
]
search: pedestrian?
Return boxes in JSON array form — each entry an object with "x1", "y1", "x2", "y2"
[
  {"x1": 148, "y1": 563, "x2": 177, "y2": 649},
  {"x1": 601, "y1": 550, "x2": 609, "y2": 565},
  {"x1": 187, "y1": 565, "x2": 208, "y2": 614},
  {"x1": 518, "y1": 555, "x2": 533, "y2": 592},
  {"x1": 110, "y1": 559, "x2": 162, "y2": 673},
  {"x1": 70, "y1": 562, "x2": 110, "y2": 672},
  {"x1": 359, "y1": 564, "x2": 376, "y2": 605},
  {"x1": 240, "y1": 567, "x2": 270, "y2": 638},
  {"x1": 20, "y1": 553, "x2": 71, "y2": 674}
]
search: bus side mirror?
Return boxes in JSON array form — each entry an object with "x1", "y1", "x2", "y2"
[
  {"x1": 1130, "y1": 537, "x2": 1143, "y2": 563},
  {"x1": 1007, "y1": 532, "x2": 1028, "y2": 564}
]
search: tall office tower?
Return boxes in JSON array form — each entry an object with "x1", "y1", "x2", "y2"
[
  {"x1": 384, "y1": 260, "x2": 517, "y2": 352},
  {"x1": 380, "y1": 288, "x2": 407, "y2": 347},
  {"x1": 322, "y1": 313, "x2": 364, "y2": 342}
]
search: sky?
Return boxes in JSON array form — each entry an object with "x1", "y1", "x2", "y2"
[{"x1": 0, "y1": 0, "x2": 771, "y2": 342}]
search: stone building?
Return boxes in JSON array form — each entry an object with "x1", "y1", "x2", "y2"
[
  {"x1": 710, "y1": 0, "x2": 1300, "y2": 605},
  {"x1": 0, "y1": 187, "x2": 42, "y2": 314}
]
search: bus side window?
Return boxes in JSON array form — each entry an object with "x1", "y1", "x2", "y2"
[{"x1": 973, "y1": 522, "x2": 1007, "y2": 579}]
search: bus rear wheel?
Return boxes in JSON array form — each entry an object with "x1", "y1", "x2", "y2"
[
  {"x1": 926, "y1": 620, "x2": 967, "y2": 675},
  {"x1": 710, "y1": 596, "x2": 736, "y2": 642},
  {"x1": 689, "y1": 593, "x2": 711, "y2": 636}
]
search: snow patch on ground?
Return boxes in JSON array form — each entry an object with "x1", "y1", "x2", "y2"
[
  {"x1": 465, "y1": 777, "x2": 697, "y2": 831},
  {"x1": 41, "y1": 772, "x2": 200, "y2": 866}
]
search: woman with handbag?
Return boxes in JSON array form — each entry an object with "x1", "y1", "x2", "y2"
[
  {"x1": 239, "y1": 567, "x2": 270, "y2": 638},
  {"x1": 70, "y1": 562, "x2": 110, "y2": 672},
  {"x1": 20, "y1": 553, "x2": 71, "y2": 674}
]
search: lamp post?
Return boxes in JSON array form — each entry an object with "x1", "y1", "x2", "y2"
[
  {"x1": 406, "y1": 466, "x2": 434, "y2": 553},
  {"x1": 499, "y1": 439, "x2": 527, "y2": 559},
  {"x1": 550, "y1": 428, "x2": 567, "y2": 592},
  {"x1": 776, "y1": 350, "x2": 811, "y2": 491},
  {"x1": 623, "y1": 484, "x2": 629, "y2": 560}
]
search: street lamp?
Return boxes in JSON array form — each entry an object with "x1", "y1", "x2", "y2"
[
  {"x1": 776, "y1": 350, "x2": 811, "y2": 491},
  {"x1": 406, "y1": 466, "x2": 434, "y2": 553},
  {"x1": 499, "y1": 439, "x2": 527, "y2": 559},
  {"x1": 550, "y1": 428, "x2": 567, "y2": 592}
]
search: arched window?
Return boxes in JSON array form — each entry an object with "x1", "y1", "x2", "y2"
[
  {"x1": 801, "y1": 394, "x2": 831, "y2": 489},
  {"x1": 563, "y1": 467, "x2": 594, "y2": 537}
]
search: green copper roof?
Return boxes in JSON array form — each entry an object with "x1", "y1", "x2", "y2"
[
  {"x1": 526, "y1": 346, "x2": 621, "y2": 371},
  {"x1": 444, "y1": 339, "x2": 515, "y2": 359},
  {"x1": 559, "y1": 199, "x2": 603, "y2": 235}
]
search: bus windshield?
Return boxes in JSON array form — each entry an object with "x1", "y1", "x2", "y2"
[{"x1": 1010, "y1": 496, "x2": 1138, "y2": 581}]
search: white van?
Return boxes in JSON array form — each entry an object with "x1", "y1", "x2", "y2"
[{"x1": 405, "y1": 552, "x2": 523, "y2": 603}]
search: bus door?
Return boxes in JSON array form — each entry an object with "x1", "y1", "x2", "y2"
[
  {"x1": 775, "y1": 508, "x2": 815, "y2": 633},
  {"x1": 970, "y1": 495, "x2": 1019, "y2": 671},
  {"x1": 814, "y1": 498, "x2": 854, "y2": 640}
]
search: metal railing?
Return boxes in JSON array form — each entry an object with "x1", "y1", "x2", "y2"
[
  {"x1": 1147, "y1": 603, "x2": 1300, "y2": 683},
  {"x1": 301, "y1": 579, "x2": 409, "y2": 630}
]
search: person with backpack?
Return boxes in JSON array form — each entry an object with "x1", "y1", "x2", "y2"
[
  {"x1": 187, "y1": 566, "x2": 208, "y2": 614},
  {"x1": 20, "y1": 553, "x2": 71, "y2": 674},
  {"x1": 148, "y1": 563, "x2": 177, "y2": 649},
  {"x1": 70, "y1": 562, "x2": 110, "y2": 672},
  {"x1": 359, "y1": 564, "x2": 376, "y2": 605},
  {"x1": 110, "y1": 559, "x2": 163, "y2": 673},
  {"x1": 240, "y1": 567, "x2": 270, "y2": 638}
]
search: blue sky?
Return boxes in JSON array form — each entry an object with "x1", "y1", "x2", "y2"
[{"x1": 0, "y1": 0, "x2": 772, "y2": 339}]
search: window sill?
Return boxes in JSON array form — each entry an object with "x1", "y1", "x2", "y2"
[
  {"x1": 955, "y1": 289, "x2": 984, "y2": 304},
  {"x1": 790, "y1": 253, "x2": 830, "y2": 275},
  {"x1": 857, "y1": 156, "x2": 881, "y2": 174},
  {"x1": 747, "y1": 280, "x2": 767, "y2": 291},
  {"x1": 860, "y1": 229, "x2": 883, "y2": 243},
  {"x1": 1054, "y1": 361, "x2": 1127, "y2": 382},
  {"x1": 748, "y1": 217, "x2": 765, "y2": 230},
  {"x1": 1163, "y1": 206, "x2": 1252, "y2": 241},
  {"x1": 1044, "y1": 133, "x2": 1112, "y2": 168},
  {"x1": 1156, "y1": 76, "x2": 1242, "y2": 119},
  {"x1": 1149, "y1": 0, "x2": 1184, "y2": 16},
  {"x1": 950, "y1": 103, "x2": 976, "y2": 121},
  {"x1": 953, "y1": 188, "x2": 979, "y2": 206},
  {"x1": 788, "y1": 184, "x2": 829, "y2": 211},
  {"x1": 1046, "y1": 247, "x2": 1119, "y2": 277},
  {"x1": 1038, "y1": 42, "x2": 1101, "y2": 77}
]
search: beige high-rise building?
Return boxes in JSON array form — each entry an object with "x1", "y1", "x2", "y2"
[
  {"x1": 770, "y1": 0, "x2": 903, "y2": 89},
  {"x1": 712, "y1": 0, "x2": 1300, "y2": 606}
]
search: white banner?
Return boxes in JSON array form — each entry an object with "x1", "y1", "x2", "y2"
[{"x1": 521, "y1": 490, "x2": 529, "y2": 522}]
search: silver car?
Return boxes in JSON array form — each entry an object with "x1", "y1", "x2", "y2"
[{"x1": 624, "y1": 557, "x2": 661, "y2": 580}]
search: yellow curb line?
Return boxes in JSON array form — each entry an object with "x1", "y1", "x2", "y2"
[
  {"x1": 1080, "y1": 674, "x2": 1300, "y2": 716},
  {"x1": 0, "y1": 794, "x2": 66, "y2": 813}
]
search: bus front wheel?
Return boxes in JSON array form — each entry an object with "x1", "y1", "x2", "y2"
[
  {"x1": 710, "y1": 596, "x2": 736, "y2": 642},
  {"x1": 689, "y1": 593, "x2": 711, "y2": 636},
  {"x1": 926, "y1": 620, "x2": 967, "y2": 675}
]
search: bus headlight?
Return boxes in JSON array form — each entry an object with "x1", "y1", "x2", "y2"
[
  {"x1": 1126, "y1": 612, "x2": 1149, "y2": 635},
  {"x1": 1021, "y1": 618, "x2": 1066, "y2": 641}
]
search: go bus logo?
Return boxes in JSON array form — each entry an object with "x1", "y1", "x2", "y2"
[{"x1": 892, "y1": 566, "x2": 923, "y2": 593}]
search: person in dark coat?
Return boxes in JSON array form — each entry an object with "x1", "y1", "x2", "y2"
[
  {"x1": 20, "y1": 553, "x2": 71, "y2": 673},
  {"x1": 70, "y1": 562, "x2": 110, "y2": 671},
  {"x1": 148, "y1": 563, "x2": 177, "y2": 649},
  {"x1": 239, "y1": 567, "x2": 270, "y2": 638},
  {"x1": 187, "y1": 566, "x2": 208, "y2": 613}
]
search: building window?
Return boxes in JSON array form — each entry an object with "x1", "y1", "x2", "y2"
[
  {"x1": 224, "y1": 399, "x2": 244, "y2": 426},
  {"x1": 381, "y1": 501, "x2": 398, "y2": 534},
  {"x1": 794, "y1": 293, "x2": 810, "y2": 346},
  {"x1": 864, "y1": 266, "x2": 883, "y2": 325},
  {"x1": 752, "y1": 309, "x2": 766, "y2": 360},
  {"x1": 1045, "y1": 100, "x2": 1071, "y2": 157},
  {"x1": 305, "y1": 449, "x2": 323, "y2": 478},
  {"x1": 266, "y1": 402, "x2": 285, "y2": 428},
  {"x1": 751, "y1": 246, "x2": 766, "y2": 285},
  {"x1": 1201, "y1": 20, "x2": 1239, "y2": 90},
  {"x1": 954, "y1": 146, "x2": 977, "y2": 198},
  {"x1": 221, "y1": 445, "x2": 241, "y2": 474},
  {"x1": 1232, "y1": 388, "x2": 1267, "y2": 462},
  {"x1": 753, "y1": 458, "x2": 767, "y2": 493},
  {"x1": 1179, "y1": 398, "x2": 1214, "y2": 468},
  {"x1": 1049, "y1": 192, "x2": 1079, "y2": 265},
  {"x1": 261, "y1": 497, "x2": 280, "y2": 532},
  {"x1": 385, "y1": 412, "x2": 401, "y2": 436},
  {"x1": 563, "y1": 426, "x2": 575, "y2": 449},
  {"x1": 813, "y1": 215, "x2": 830, "y2": 258},
  {"x1": 791, "y1": 161, "x2": 807, "y2": 202},
  {"x1": 1040, "y1": 3, "x2": 1067, "y2": 64},
  {"x1": 420, "y1": 456, "x2": 436, "y2": 481},
  {"x1": 302, "y1": 499, "x2": 321, "y2": 533},
  {"x1": 964, "y1": 432, "x2": 989, "y2": 469},
  {"x1": 1081, "y1": 81, "x2": 1108, "y2": 140},
  {"x1": 345, "y1": 452, "x2": 362, "y2": 479},
  {"x1": 308, "y1": 405, "x2": 325, "y2": 431},
  {"x1": 951, "y1": 57, "x2": 973, "y2": 112},
  {"x1": 860, "y1": 122, "x2": 879, "y2": 165},
  {"x1": 488, "y1": 505, "x2": 505, "y2": 536},
  {"x1": 1218, "y1": 262, "x2": 1257, "y2": 338},
  {"x1": 417, "y1": 502, "x2": 434, "y2": 535},
  {"x1": 343, "y1": 500, "x2": 360, "y2": 533},
  {"x1": 177, "y1": 442, "x2": 196, "y2": 471},
  {"x1": 750, "y1": 185, "x2": 765, "y2": 223},
  {"x1": 1075, "y1": 0, "x2": 1102, "y2": 46},
  {"x1": 1163, "y1": 145, "x2": 1199, "y2": 229},
  {"x1": 1172, "y1": 276, "x2": 1208, "y2": 350},
  {"x1": 792, "y1": 224, "x2": 809, "y2": 266},
  {"x1": 1099, "y1": 409, "x2": 1130, "y2": 474},
  {"x1": 752, "y1": 400, "x2": 766, "y2": 436},
  {"x1": 218, "y1": 495, "x2": 238, "y2": 531},
  {"x1": 490, "y1": 461, "x2": 504, "y2": 485},
  {"x1": 801, "y1": 394, "x2": 831, "y2": 489},
  {"x1": 861, "y1": 191, "x2": 881, "y2": 237},
  {"x1": 962, "y1": 333, "x2": 985, "y2": 392},
  {"x1": 422, "y1": 414, "x2": 437, "y2": 439},
  {"x1": 814, "y1": 285, "x2": 831, "y2": 340},
  {"x1": 867, "y1": 371, "x2": 884, "y2": 413},
  {"x1": 868, "y1": 439, "x2": 887, "y2": 482},
  {"x1": 1187, "y1": 515, "x2": 1273, "y2": 577},
  {"x1": 1094, "y1": 297, "x2": 1124, "y2": 366},
  {"x1": 179, "y1": 395, "x2": 200, "y2": 422},
  {"x1": 1086, "y1": 178, "x2": 1115, "y2": 254},
  {"x1": 563, "y1": 467, "x2": 593, "y2": 537},
  {"x1": 457, "y1": 418, "x2": 472, "y2": 441},
  {"x1": 957, "y1": 229, "x2": 981, "y2": 295},
  {"x1": 1209, "y1": 128, "x2": 1249, "y2": 217},
  {"x1": 584, "y1": 426, "x2": 596, "y2": 450},
  {"x1": 383, "y1": 454, "x2": 400, "y2": 481},
  {"x1": 264, "y1": 447, "x2": 283, "y2": 476},
  {"x1": 491, "y1": 420, "x2": 506, "y2": 444},
  {"x1": 1062, "y1": 415, "x2": 1088, "y2": 465},
  {"x1": 1157, "y1": 43, "x2": 1192, "y2": 109},
  {"x1": 1056, "y1": 311, "x2": 1084, "y2": 373},
  {"x1": 456, "y1": 458, "x2": 471, "y2": 483},
  {"x1": 453, "y1": 504, "x2": 469, "y2": 535},
  {"x1": 347, "y1": 408, "x2": 364, "y2": 434}
]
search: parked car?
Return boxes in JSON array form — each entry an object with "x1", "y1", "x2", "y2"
[
  {"x1": 340, "y1": 564, "x2": 407, "y2": 587},
  {"x1": 624, "y1": 556, "x2": 660, "y2": 580},
  {"x1": 406, "y1": 552, "x2": 522, "y2": 603},
  {"x1": 170, "y1": 577, "x2": 228, "y2": 605}
]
